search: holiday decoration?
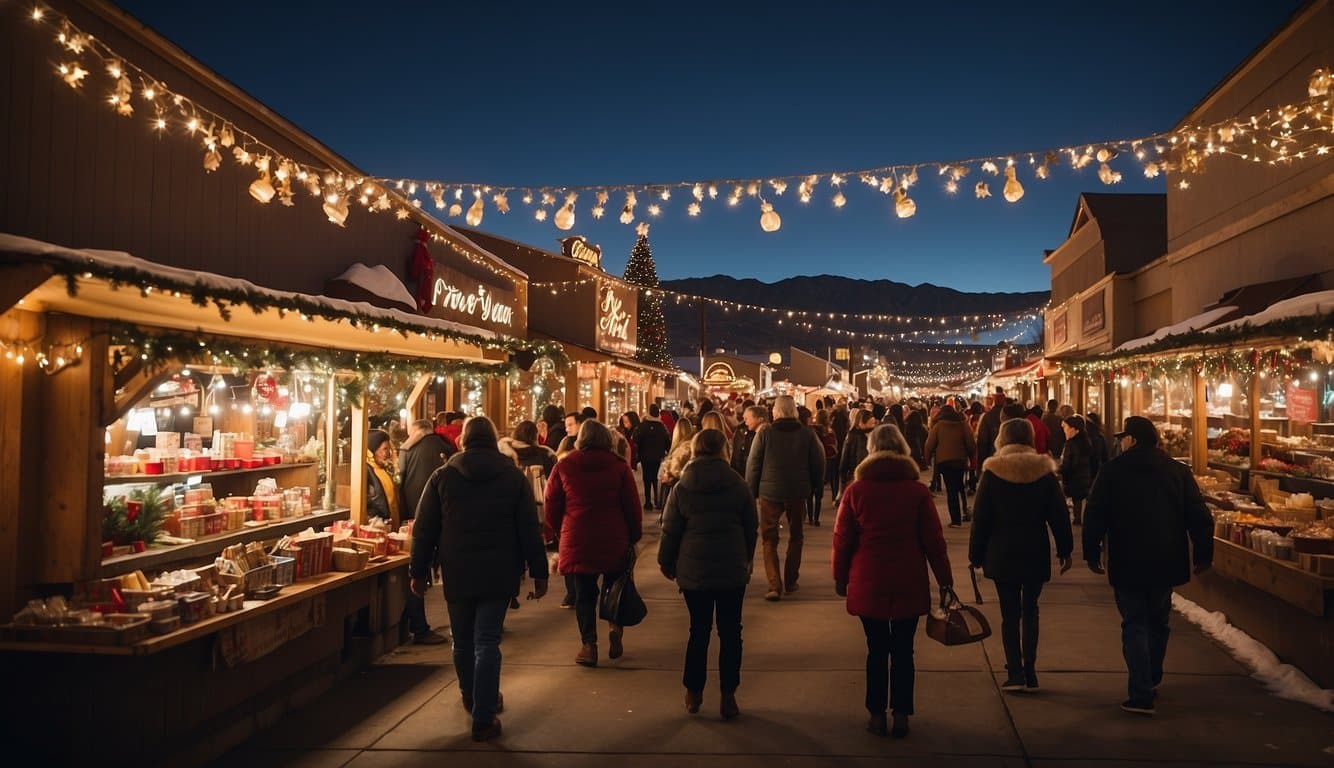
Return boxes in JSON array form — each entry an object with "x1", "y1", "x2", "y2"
[
  {"x1": 759, "y1": 201, "x2": 781, "y2": 232},
  {"x1": 407, "y1": 227, "x2": 434, "y2": 313},
  {"x1": 622, "y1": 226, "x2": 673, "y2": 369}
]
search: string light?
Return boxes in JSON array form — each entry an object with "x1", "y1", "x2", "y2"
[{"x1": 20, "y1": 4, "x2": 1334, "y2": 237}]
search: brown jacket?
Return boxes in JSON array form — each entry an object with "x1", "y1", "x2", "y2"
[{"x1": 925, "y1": 413, "x2": 977, "y2": 466}]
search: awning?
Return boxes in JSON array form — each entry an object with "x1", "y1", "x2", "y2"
[
  {"x1": 989, "y1": 358, "x2": 1044, "y2": 382},
  {"x1": 1116, "y1": 306, "x2": 1238, "y2": 352}
]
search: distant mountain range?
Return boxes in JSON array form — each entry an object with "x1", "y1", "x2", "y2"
[{"x1": 657, "y1": 275, "x2": 1048, "y2": 359}]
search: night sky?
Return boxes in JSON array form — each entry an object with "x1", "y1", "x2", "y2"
[{"x1": 116, "y1": 0, "x2": 1305, "y2": 294}]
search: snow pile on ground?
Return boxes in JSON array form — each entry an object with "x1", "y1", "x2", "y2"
[{"x1": 1172, "y1": 593, "x2": 1334, "y2": 712}]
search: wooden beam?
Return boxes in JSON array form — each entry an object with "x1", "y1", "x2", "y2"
[
  {"x1": 350, "y1": 390, "x2": 368, "y2": 525},
  {"x1": 1249, "y1": 373, "x2": 1262, "y2": 475},
  {"x1": 404, "y1": 373, "x2": 432, "y2": 419},
  {"x1": 1192, "y1": 373, "x2": 1208, "y2": 474},
  {"x1": 323, "y1": 376, "x2": 338, "y2": 513},
  {"x1": 0, "y1": 311, "x2": 42, "y2": 618},
  {"x1": 109, "y1": 365, "x2": 173, "y2": 427},
  {"x1": 0, "y1": 264, "x2": 53, "y2": 314}
]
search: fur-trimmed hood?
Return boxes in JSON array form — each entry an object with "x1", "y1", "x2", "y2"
[
  {"x1": 854, "y1": 450, "x2": 921, "y2": 482},
  {"x1": 981, "y1": 443, "x2": 1057, "y2": 484}
]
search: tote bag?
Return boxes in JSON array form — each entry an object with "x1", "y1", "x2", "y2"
[
  {"x1": 925, "y1": 584, "x2": 991, "y2": 646},
  {"x1": 598, "y1": 548, "x2": 648, "y2": 627}
]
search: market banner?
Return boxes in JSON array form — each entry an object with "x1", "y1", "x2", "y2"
[
  {"x1": 1286, "y1": 380, "x2": 1318, "y2": 422},
  {"x1": 595, "y1": 278, "x2": 637, "y2": 356},
  {"x1": 1081, "y1": 289, "x2": 1106, "y2": 336}
]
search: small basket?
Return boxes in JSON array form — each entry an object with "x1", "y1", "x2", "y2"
[
  {"x1": 271, "y1": 555, "x2": 296, "y2": 586},
  {"x1": 218, "y1": 563, "x2": 274, "y2": 596}
]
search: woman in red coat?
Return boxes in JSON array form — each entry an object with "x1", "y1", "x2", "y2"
[
  {"x1": 833, "y1": 424, "x2": 954, "y2": 739},
  {"x1": 545, "y1": 420, "x2": 644, "y2": 668}
]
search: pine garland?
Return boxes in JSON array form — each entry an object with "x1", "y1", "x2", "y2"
[{"x1": 623, "y1": 232, "x2": 674, "y2": 369}]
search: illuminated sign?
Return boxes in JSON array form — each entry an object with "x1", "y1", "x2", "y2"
[
  {"x1": 596, "y1": 281, "x2": 636, "y2": 355},
  {"x1": 703, "y1": 363, "x2": 737, "y2": 385},
  {"x1": 560, "y1": 236, "x2": 603, "y2": 269},
  {"x1": 427, "y1": 262, "x2": 518, "y2": 333}
]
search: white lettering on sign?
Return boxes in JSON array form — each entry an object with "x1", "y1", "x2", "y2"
[
  {"x1": 431, "y1": 280, "x2": 515, "y2": 327},
  {"x1": 570, "y1": 239, "x2": 601, "y2": 268},
  {"x1": 599, "y1": 287, "x2": 632, "y2": 340}
]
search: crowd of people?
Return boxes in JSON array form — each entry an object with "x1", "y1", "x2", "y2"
[{"x1": 366, "y1": 386, "x2": 1211, "y2": 742}]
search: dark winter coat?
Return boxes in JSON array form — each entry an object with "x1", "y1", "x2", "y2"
[
  {"x1": 658, "y1": 456, "x2": 759, "y2": 591},
  {"x1": 904, "y1": 416, "x2": 929, "y2": 467},
  {"x1": 1059, "y1": 433, "x2": 1094, "y2": 500},
  {"x1": 730, "y1": 426, "x2": 758, "y2": 476},
  {"x1": 542, "y1": 421, "x2": 567, "y2": 449},
  {"x1": 839, "y1": 426, "x2": 872, "y2": 481},
  {"x1": 1083, "y1": 445, "x2": 1214, "y2": 589},
  {"x1": 976, "y1": 395, "x2": 1007, "y2": 464},
  {"x1": 833, "y1": 452, "x2": 954, "y2": 619},
  {"x1": 745, "y1": 418, "x2": 824, "y2": 501},
  {"x1": 1042, "y1": 411, "x2": 1066, "y2": 457},
  {"x1": 1086, "y1": 426, "x2": 1108, "y2": 480},
  {"x1": 399, "y1": 433, "x2": 454, "y2": 521},
  {"x1": 831, "y1": 406, "x2": 851, "y2": 451},
  {"x1": 544, "y1": 448, "x2": 643, "y2": 575},
  {"x1": 633, "y1": 418, "x2": 672, "y2": 463},
  {"x1": 924, "y1": 411, "x2": 976, "y2": 467},
  {"x1": 499, "y1": 438, "x2": 557, "y2": 478},
  {"x1": 409, "y1": 446, "x2": 549, "y2": 600},
  {"x1": 968, "y1": 445, "x2": 1074, "y2": 584}
]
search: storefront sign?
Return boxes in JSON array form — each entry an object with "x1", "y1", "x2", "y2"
[
  {"x1": 560, "y1": 236, "x2": 602, "y2": 269},
  {"x1": 1051, "y1": 311, "x2": 1068, "y2": 347},
  {"x1": 426, "y1": 260, "x2": 520, "y2": 335},
  {"x1": 703, "y1": 362, "x2": 737, "y2": 385},
  {"x1": 596, "y1": 281, "x2": 636, "y2": 355},
  {"x1": 1082, "y1": 290, "x2": 1106, "y2": 335},
  {"x1": 1286, "y1": 380, "x2": 1319, "y2": 422}
]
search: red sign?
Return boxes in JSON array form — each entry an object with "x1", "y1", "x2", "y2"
[{"x1": 1286, "y1": 380, "x2": 1318, "y2": 422}]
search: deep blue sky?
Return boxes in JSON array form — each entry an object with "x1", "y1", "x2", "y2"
[{"x1": 118, "y1": 0, "x2": 1304, "y2": 293}]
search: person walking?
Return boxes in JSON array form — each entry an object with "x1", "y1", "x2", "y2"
[
  {"x1": 499, "y1": 420, "x2": 558, "y2": 478},
  {"x1": 831, "y1": 401, "x2": 851, "y2": 461},
  {"x1": 975, "y1": 389, "x2": 1007, "y2": 467},
  {"x1": 839, "y1": 410, "x2": 877, "y2": 490},
  {"x1": 1083, "y1": 416, "x2": 1213, "y2": 716},
  {"x1": 633, "y1": 404, "x2": 672, "y2": 510},
  {"x1": 660, "y1": 419, "x2": 699, "y2": 512},
  {"x1": 730, "y1": 405, "x2": 765, "y2": 478},
  {"x1": 813, "y1": 409, "x2": 839, "y2": 524},
  {"x1": 833, "y1": 424, "x2": 953, "y2": 739},
  {"x1": 409, "y1": 416, "x2": 550, "y2": 742},
  {"x1": 1059, "y1": 415, "x2": 1094, "y2": 525},
  {"x1": 1025, "y1": 406, "x2": 1050, "y2": 456},
  {"x1": 658, "y1": 428, "x2": 758, "y2": 721},
  {"x1": 745, "y1": 395, "x2": 824, "y2": 601},
  {"x1": 903, "y1": 410, "x2": 929, "y2": 469},
  {"x1": 968, "y1": 418, "x2": 1073, "y2": 692},
  {"x1": 397, "y1": 419, "x2": 453, "y2": 645},
  {"x1": 1042, "y1": 399, "x2": 1066, "y2": 459},
  {"x1": 966, "y1": 401, "x2": 984, "y2": 494},
  {"x1": 923, "y1": 404, "x2": 976, "y2": 528},
  {"x1": 544, "y1": 420, "x2": 644, "y2": 668},
  {"x1": 538, "y1": 404, "x2": 567, "y2": 448},
  {"x1": 1085, "y1": 412, "x2": 1109, "y2": 481},
  {"x1": 617, "y1": 412, "x2": 641, "y2": 469}
]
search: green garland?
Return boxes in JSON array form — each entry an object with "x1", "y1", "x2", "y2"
[
  {"x1": 1063, "y1": 312, "x2": 1334, "y2": 377},
  {"x1": 49, "y1": 257, "x2": 564, "y2": 362},
  {"x1": 106, "y1": 324, "x2": 558, "y2": 404}
]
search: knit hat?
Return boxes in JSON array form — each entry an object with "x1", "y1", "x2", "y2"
[{"x1": 367, "y1": 429, "x2": 392, "y2": 453}]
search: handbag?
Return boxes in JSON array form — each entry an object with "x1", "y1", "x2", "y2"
[
  {"x1": 926, "y1": 583, "x2": 991, "y2": 646},
  {"x1": 598, "y1": 548, "x2": 648, "y2": 628}
]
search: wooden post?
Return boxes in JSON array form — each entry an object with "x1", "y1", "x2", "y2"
[
  {"x1": 350, "y1": 388, "x2": 368, "y2": 524},
  {"x1": 323, "y1": 375, "x2": 337, "y2": 512},
  {"x1": 404, "y1": 373, "x2": 432, "y2": 421},
  {"x1": 1249, "y1": 373, "x2": 1262, "y2": 475},
  {"x1": 1192, "y1": 373, "x2": 1208, "y2": 474},
  {"x1": 0, "y1": 310, "x2": 43, "y2": 617}
]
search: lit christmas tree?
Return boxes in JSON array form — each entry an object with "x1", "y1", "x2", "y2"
[{"x1": 624, "y1": 222, "x2": 673, "y2": 369}]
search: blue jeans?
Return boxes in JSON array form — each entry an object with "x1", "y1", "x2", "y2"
[
  {"x1": 1113, "y1": 587, "x2": 1172, "y2": 704},
  {"x1": 446, "y1": 596, "x2": 509, "y2": 725}
]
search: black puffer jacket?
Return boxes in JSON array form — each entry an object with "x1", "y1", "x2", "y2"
[
  {"x1": 1059, "y1": 434, "x2": 1093, "y2": 500},
  {"x1": 658, "y1": 456, "x2": 758, "y2": 591},
  {"x1": 968, "y1": 445, "x2": 1073, "y2": 583},
  {"x1": 1083, "y1": 445, "x2": 1213, "y2": 589},
  {"x1": 839, "y1": 426, "x2": 872, "y2": 481},
  {"x1": 399, "y1": 433, "x2": 453, "y2": 521},
  {"x1": 409, "y1": 445, "x2": 549, "y2": 600}
]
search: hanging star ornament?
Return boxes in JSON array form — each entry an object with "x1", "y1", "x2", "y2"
[{"x1": 636, "y1": 221, "x2": 650, "y2": 237}]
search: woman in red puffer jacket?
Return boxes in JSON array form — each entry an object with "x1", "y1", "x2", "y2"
[
  {"x1": 545, "y1": 420, "x2": 643, "y2": 669},
  {"x1": 833, "y1": 424, "x2": 953, "y2": 740}
]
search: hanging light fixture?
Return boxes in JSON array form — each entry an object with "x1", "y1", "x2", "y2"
[
  {"x1": 759, "y1": 201, "x2": 781, "y2": 232},
  {"x1": 323, "y1": 193, "x2": 349, "y2": 227},
  {"x1": 554, "y1": 193, "x2": 577, "y2": 230},
  {"x1": 894, "y1": 188, "x2": 916, "y2": 218},
  {"x1": 249, "y1": 171, "x2": 276, "y2": 204},
  {"x1": 1003, "y1": 166, "x2": 1025, "y2": 203},
  {"x1": 465, "y1": 192, "x2": 485, "y2": 226}
]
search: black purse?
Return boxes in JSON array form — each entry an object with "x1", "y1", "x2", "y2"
[{"x1": 598, "y1": 548, "x2": 648, "y2": 627}]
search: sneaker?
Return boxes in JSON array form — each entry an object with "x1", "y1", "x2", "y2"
[
  {"x1": 470, "y1": 717, "x2": 502, "y2": 742},
  {"x1": 1120, "y1": 699, "x2": 1155, "y2": 716},
  {"x1": 764, "y1": 590, "x2": 781, "y2": 601},
  {"x1": 1000, "y1": 675, "x2": 1026, "y2": 692},
  {"x1": 413, "y1": 631, "x2": 449, "y2": 645}
]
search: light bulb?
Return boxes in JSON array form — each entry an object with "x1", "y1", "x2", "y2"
[
  {"x1": 554, "y1": 202, "x2": 575, "y2": 230},
  {"x1": 323, "y1": 196, "x2": 349, "y2": 227},
  {"x1": 1003, "y1": 166, "x2": 1024, "y2": 203},
  {"x1": 894, "y1": 189, "x2": 916, "y2": 218},
  {"x1": 619, "y1": 205, "x2": 634, "y2": 225},
  {"x1": 759, "y1": 202, "x2": 781, "y2": 233},
  {"x1": 249, "y1": 173, "x2": 276, "y2": 204},
  {"x1": 833, "y1": 191, "x2": 846, "y2": 208},
  {"x1": 465, "y1": 196, "x2": 484, "y2": 226}
]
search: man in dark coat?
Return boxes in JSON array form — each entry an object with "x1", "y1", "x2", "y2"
[
  {"x1": 411, "y1": 416, "x2": 549, "y2": 742},
  {"x1": 1083, "y1": 416, "x2": 1213, "y2": 716},
  {"x1": 1042, "y1": 399, "x2": 1066, "y2": 458},
  {"x1": 975, "y1": 390, "x2": 1008, "y2": 467},
  {"x1": 745, "y1": 396, "x2": 824, "y2": 601},
  {"x1": 633, "y1": 403, "x2": 672, "y2": 509},
  {"x1": 398, "y1": 419, "x2": 454, "y2": 645},
  {"x1": 831, "y1": 403, "x2": 851, "y2": 457},
  {"x1": 730, "y1": 405, "x2": 766, "y2": 477}
]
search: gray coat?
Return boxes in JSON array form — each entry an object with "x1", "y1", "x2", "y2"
[
  {"x1": 745, "y1": 418, "x2": 825, "y2": 501},
  {"x1": 658, "y1": 456, "x2": 758, "y2": 591}
]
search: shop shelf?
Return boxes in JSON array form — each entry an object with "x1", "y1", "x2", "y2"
[{"x1": 103, "y1": 461, "x2": 318, "y2": 486}]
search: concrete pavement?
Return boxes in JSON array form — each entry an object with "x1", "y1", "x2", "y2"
[{"x1": 221, "y1": 481, "x2": 1334, "y2": 768}]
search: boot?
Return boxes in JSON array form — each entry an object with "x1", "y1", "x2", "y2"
[
  {"x1": 608, "y1": 625, "x2": 624, "y2": 660},
  {"x1": 891, "y1": 712, "x2": 910, "y2": 738},
  {"x1": 866, "y1": 710, "x2": 888, "y2": 736},
  {"x1": 720, "y1": 692, "x2": 740, "y2": 720},
  {"x1": 575, "y1": 643, "x2": 598, "y2": 667},
  {"x1": 685, "y1": 689, "x2": 702, "y2": 714},
  {"x1": 470, "y1": 717, "x2": 502, "y2": 742}
]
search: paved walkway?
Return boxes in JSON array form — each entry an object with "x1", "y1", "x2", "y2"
[{"x1": 225, "y1": 480, "x2": 1334, "y2": 768}]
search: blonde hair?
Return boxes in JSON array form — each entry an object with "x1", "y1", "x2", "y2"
[
  {"x1": 575, "y1": 419, "x2": 613, "y2": 451},
  {"x1": 670, "y1": 418, "x2": 697, "y2": 453}
]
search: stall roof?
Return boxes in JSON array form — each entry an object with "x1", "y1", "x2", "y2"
[
  {"x1": 1116, "y1": 306, "x2": 1238, "y2": 352},
  {"x1": 989, "y1": 358, "x2": 1044, "y2": 381}
]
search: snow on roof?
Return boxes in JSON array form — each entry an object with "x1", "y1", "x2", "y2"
[
  {"x1": 1212, "y1": 290, "x2": 1334, "y2": 332},
  {"x1": 1116, "y1": 305, "x2": 1238, "y2": 352},
  {"x1": 0, "y1": 232, "x2": 501, "y2": 342},
  {"x1": 333, "y1": 263, "x2": 417, "y2": 310}
]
